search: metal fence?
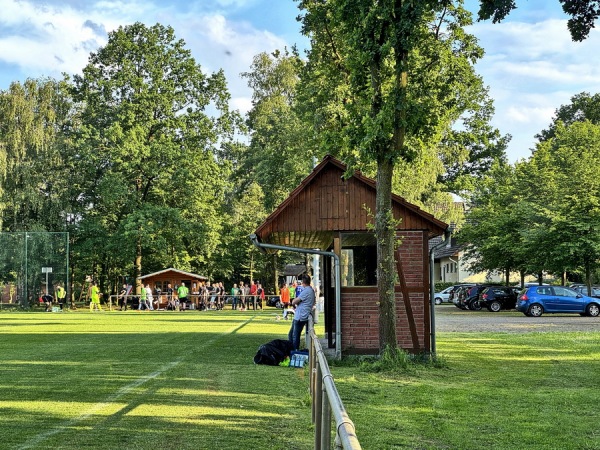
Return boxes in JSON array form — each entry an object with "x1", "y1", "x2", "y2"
[
  {"x1": 0, "y1": 232, "x2": 69, "y2": 308},
  {"x1": 308, "y1": 317, "x2": 361, "y2": 450}
]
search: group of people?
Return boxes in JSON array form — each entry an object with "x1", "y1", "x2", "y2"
[
  {"x1": 278, "y1": 280, "x2": 307, "y2": 319},
  {"x1": 40, "y1": 284, "x2": 67, "y2": 312},
  {"x1": 229, "y1": 280, "x2": 265, "y2": 311},
  {"x1": 116, "y1": 282, "x2": 191, "y2": 311},
  {"x1": 43, "y1": 273, "x2": 316, "y2": 353},
  {"x1": 113, "y1": 280, "x2": 267, "y2": 311}
]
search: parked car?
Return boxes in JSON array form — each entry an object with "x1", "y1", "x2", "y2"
[
  {"x1": 434, "y1": 287, "x2": 451, "y2": 304},
  {"x1": 452, "y1": 285, "x2": 477, "y2": 309},
  {"x1": 516, "y1": 285, "x2": 600, "y2": 317},
  {"x1": 266, "y1": 296, "x2": 281, "y2": 308},
  {"x1": 448, "y1": 284, "x2": 474, "y2": 308},
  {"x1": 479, "y1": 286, "x2": 519, "y2": 312},
  {"x1": 572, "y1": 286, "x2": 600, "y2": 299},
  {"x1": 455, "y1": 284, "x2": 495, "y2": 310},
  {"x1": 434, "y1": 286, "x2": 456, "y2": 304}
]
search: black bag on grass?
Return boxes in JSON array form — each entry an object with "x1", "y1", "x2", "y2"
[{"x1": 253, "y1": 339, "x2": 294, "y2": 366}]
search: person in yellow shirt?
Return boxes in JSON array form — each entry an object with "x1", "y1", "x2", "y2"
[
  {"x1": 55, "y1": 284, "x2": 66, "y2": 310},
  {"x1": 89, "y1": 281, "x2": 102, "y2": 311}
]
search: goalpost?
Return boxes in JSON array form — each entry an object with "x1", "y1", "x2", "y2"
[{"x1": 0, "y1": 232, "x2": 69, "y2": 308}]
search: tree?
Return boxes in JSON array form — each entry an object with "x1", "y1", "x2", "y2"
[
  {"x1": 477, "y1": 0, "x2": 600, "y2": 41},
  {"x1": 536, "y1": 92, "x2": 600, "y2": 143},
  {"x1": 457, "y1": 163, "x2": 528, "y2": 285},
  {"x1": 297, "y1": 0, "x2": 600, "y2": 354},
  {"x1": 0, "y1": 78, "x2": 73, "y2": 232},
  {"x1": 71, "y1": 23, "x2": 239, "y2": 289},
  {"x1": 241, "y1": 50, "x2": 317, "y2": 212},
  {"x1": 463, "y1": 120, "x2": 600, "y2": 291},
  {"x1": 297, "y1": 1, "x2": 498, "y2": 352},
  {"x1": 533, "y1": 121, "x2": 600, "y2": 290}
]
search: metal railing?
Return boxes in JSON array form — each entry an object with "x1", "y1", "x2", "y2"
[
  {"x1": 105, "y1": 294, "x2": 279, "y2": 311},
  {"x1": 308, "y1": 317, "x2": 361, "y2": 450}
]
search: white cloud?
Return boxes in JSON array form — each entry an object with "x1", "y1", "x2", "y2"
[
  {"x1": 158, "y1": 12, "x2": 287, "y2": 112},
  {"x1": 503, "y1": 105, "x2": 556, "y2": 126},
  {"x1": 0, "y1": 0, "x2": 291, "y2": 115},
  {"x1": 0, "y1": 0, "x2": 110, "y2": 75},
  {"x1": 467, "y1": 15, "x2": 600, "y2": 161}
]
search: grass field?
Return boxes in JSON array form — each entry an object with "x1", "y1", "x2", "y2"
[
  {"x1": 1, "y1": 310, "x2": 599, "y2": 450},
  {"x1": 0, "y1": 310, "x2": 315, "y2": 450}
]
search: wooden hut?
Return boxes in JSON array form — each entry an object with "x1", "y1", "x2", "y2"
[
  {"x1": 253, "y1": 155, "x2": 448, "y2": 354},
  {"x1": 138, "y1": 268, "x2": 208, "y2": 296}
]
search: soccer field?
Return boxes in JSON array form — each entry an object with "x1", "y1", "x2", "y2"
[{"x1": 0, "y1": 310, "x2": 314, "y2": 450}]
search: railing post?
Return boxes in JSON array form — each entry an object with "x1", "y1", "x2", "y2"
[
  {"x1": 308, "y1": 316, "x2": 362, "y2": 450},
  {"x1": 321, "y1": 386, "x2": 331, "y2": 449},
  {"x1": 314, "y1": 363, "x2": 323, "y2": 450},
  {"x1": 310, "y1": 332, "x2": 316, "y2": 422}
]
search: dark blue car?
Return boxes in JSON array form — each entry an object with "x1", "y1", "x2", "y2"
[{"x1": 516, "y1": 286, "x2": 600, "y2": 317}]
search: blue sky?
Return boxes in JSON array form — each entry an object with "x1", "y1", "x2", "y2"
[{"x1": 1, "y1": 0, "x2": 598, "y2": 162}]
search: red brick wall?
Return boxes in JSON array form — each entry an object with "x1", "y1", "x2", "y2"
[{"x1": 340, "y1": 231, "x2": 430, "y2": 354}]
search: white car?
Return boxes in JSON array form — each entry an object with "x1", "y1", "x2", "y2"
[{"x1": 434, "y1": 286, "x2": 454, "y2": 305}]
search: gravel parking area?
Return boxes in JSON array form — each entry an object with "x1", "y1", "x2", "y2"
[{"x1": 434, "y1": 304, "x2": 600, "y2": 333}]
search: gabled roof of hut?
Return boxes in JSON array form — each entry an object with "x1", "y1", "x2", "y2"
[
  {"x1": 138, "y1": 268, "x2": 208, "y2": 281},
  {"x1": 255, "y1": 155, "x2": 448, "y2": 250}
]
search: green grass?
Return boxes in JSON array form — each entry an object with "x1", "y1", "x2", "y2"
[
  {"x1": 0, "y1": 310, "x2": 314, "y2": 450},
  {"x1": 332, "y1": 332, "x2": 600, "y2": 450},
  {"x1": 1, "y1": 311, "x2": 599, "y2": 450}
]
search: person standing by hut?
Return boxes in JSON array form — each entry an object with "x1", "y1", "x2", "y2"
[
  {"x1": 177, "y1": 282, "x2": 189, "y2": 311},
  {"x1": 230, "y1": 283, "x2": 240, "y2": 310},
  {"x1": 249, "y1": 280, "x2": 258, "y2": 310},
  {"x1": 288, "y1": 274, "x2": 315, "y2": 351}
]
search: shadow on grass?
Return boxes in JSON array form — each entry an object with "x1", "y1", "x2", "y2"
[{"x1": 0, "y1": 316, "x2": 311, "y2": 450}]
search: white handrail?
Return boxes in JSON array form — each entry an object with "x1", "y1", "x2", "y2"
[{"x1": 308, "y1": 317, "x2": 361, "y2": 450}]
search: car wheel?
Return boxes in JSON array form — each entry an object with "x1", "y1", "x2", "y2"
[
  {"x1": 469, "y1": 300, "x2": 482, "y2": 311},
  {"x1": 586, "y1": 303, "x2": 600, "y2": 317},
  {"x1": 489, "y1": 301, "x2": 502, "y2": 312},
  {"x1": 528, "y1": 304, "x2": 543, "y2": 317},
  {"x1": 435, "y1": 297, "x2": 442, "y2": 305}
]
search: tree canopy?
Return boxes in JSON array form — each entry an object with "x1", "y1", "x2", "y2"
[{"x1": 70, "y1": 22, "x2": 240, "y2": 289}]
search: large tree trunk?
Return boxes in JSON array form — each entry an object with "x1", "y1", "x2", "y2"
[
  {"x1": 520, "y1": 270, "x2": 525, "y2": 288},
  {"x1": 376, "y1": 156, "x2": 398, "y2": 353},
  {"x1": 585, "y1": 259, "x2": 592, "y2": 295}
]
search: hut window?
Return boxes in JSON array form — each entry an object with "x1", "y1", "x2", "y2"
[
  {"x1": 339, "y1": 233, "x2": 377, "y2": 287},
  {"x1": 340, "y1": 246, "x2": 377, "y2": 287}
]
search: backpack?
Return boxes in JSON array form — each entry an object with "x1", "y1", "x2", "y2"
[{"x1": 253, "y1": 339, "x2": 294, "y2": 366}]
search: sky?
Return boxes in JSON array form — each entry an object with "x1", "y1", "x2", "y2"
[{"x1": 1, "y1": 0, "x2": 599, "y2": 163}]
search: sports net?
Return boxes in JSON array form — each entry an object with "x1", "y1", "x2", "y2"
[{"x1": 0, "y1": 232, "x2": 69, "y2": 308}]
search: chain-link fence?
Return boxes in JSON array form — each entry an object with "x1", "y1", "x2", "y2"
[{"x1": 0, "y1": 232, "x2": 69, "y2": 308}]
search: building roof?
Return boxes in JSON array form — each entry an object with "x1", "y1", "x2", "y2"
[
  {"x1": 429, "y1": 237, "x2": 463, "y2": 259},
  {"x1": 255, "y1": 155, "x2": 448, "y2": 249},
  {"x1": 138, "y1": 268, "x2": 208, "y2": 281},
  {"x1": 283, "y1": 264, "x2": 306, "y2": 277}
]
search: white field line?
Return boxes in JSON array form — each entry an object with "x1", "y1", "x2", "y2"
[{"x1": 18, "y1": 317, "x2": 255, "y2": 450}]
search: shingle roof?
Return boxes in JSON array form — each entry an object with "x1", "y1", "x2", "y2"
[{"x1": 138, "y1": 268, "x2": 208, "y2": 281}]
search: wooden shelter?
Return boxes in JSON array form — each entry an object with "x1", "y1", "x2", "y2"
[
  {"x1": 138, "y1": 268, "x2": 208, "y2": 294},
  {"x1": 254, "y1": 155, "x2": 448, "y2": 354}
]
